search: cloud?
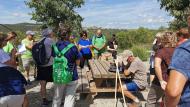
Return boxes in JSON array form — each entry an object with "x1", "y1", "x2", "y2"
[
  {"x1": 78, "y1": 0, "x2": 173, "y2": 29},
  {"x1": 12, "y1": 13, "x2": 20, "y2": 17},
  {"x1": 0, "y1": 0, "x2": 173, "y2": 29},
  {"x1": 87, "y1": 0, "x2": 103, "y2": 3}
]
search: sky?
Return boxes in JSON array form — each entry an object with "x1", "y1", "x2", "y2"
[{"x1": 0, "y1": 0, "x2": 173, "y2": 29}]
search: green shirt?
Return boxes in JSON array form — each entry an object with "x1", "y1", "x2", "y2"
[
  {"x1": 21, "y1": 38, "x2": 33, "y2": 59},
  {"x1": 92, "y1": 35, "x2": 106, "y2": 54},
  {"x1": 3, "y1": 41, "x2": 14, "y2": 54}
]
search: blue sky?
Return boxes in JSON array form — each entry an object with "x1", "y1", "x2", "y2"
[{"x1": 0, "y1": 0, "x2": 173, "y2": 29}]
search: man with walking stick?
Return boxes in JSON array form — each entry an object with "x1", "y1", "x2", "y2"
[{"x1": 117, "y1": 50, "x2": 147, "y2": 107}]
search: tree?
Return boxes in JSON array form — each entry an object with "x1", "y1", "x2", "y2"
[
  {"x1": 26, "y1": 0, "x2": 84, "y2": 32},
  {"x1": 158, "y1": 0, "x2": 190, "y2": 29}
]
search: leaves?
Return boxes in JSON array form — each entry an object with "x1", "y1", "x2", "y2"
[
  {"x1": 158, "y1": 0, "x2": 190, "y2": 30},
  {"x1": 26, "y1": 0, "x2": 84, "y2": 32}
]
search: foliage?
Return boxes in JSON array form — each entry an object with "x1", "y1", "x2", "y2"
[
  {"x1": 26, "y1": 0, "x2": 84, "y2": 32},
  {"x1": 116, "y1": 27, "x2": 157, "y2": 49},
  {"x1": 131, "y1": 45, "x2": 149, "y2": 61},
  {"x1": 158, "y1": 0, "x2": 190, "y2": 30}
]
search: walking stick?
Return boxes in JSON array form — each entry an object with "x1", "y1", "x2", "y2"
[
  {"x1": 114, "y1": 58, "x2": 127, "y2": 107},
  {"x1": 114, "y1": 61, "x2": 118, "y2": 107}
]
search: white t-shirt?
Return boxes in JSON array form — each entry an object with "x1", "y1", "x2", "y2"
[{"x1": 0, "y1": 49, "x2": 11, "y2": 67}]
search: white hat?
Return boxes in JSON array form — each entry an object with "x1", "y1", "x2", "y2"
[
  {"x1": 26, "y1": 30, "x2": 35, "y2": 36},
  {"x1": 120, "y1": 50, "x2": 133, "y2": 64}
]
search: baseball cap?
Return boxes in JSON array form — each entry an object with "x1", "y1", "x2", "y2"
[
  {"x1": 26, "y1": 30, "x2": 35, "y2": 36},
  {"x1": 121, "y1": 50, "x2": 133, "y2": 62}
]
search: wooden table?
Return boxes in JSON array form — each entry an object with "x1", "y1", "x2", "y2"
[
  {"x1": 77, "y1": 59, "x2": 127, "y2": 93},
  {"x1": 88, "y1": 59, "x2": 127, "y2": 93},
  {"x1": 77, "y1": 59, "x2": 147, "y2": 103}
]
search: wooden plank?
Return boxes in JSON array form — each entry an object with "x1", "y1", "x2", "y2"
[
  {"x1": 100, "y1": 60, "x2": 110, "y2": 70},
  {"x1": 81, "y1": 68, "x2": 90, "y2": 92},
  {"x1": 89, "y1": 60, "x2": 101, "y2": 78},
  {"x1": 77, "y1": 67, "x2": 83, "y2": 93},
  {"x1": 102, "y1": 60, "x2": 126, "y2": 78},
  {"x1": 90, "y1": 87, "x2": 115, "y2": 92},
  {"x1": 99, "y1": 60, "x2": 112, "y2": 78},
  {"x1": 94, "y1": 60, "x2": 108, "y2": 78}
]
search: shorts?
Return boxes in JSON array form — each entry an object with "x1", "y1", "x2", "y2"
[
  {"x1": 37, "y1": 65, "x2": 53, "y2": 82},
  {"x1": 22, "y1": 58, "x2": 34, "y2": 70},
  {"x1": 123, "y1": 80, "x2": 140, "y2": 91},
  {"x1": 0, "y1": 95, "x2": 25, "y2": 107}
]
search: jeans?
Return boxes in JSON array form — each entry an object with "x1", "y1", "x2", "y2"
[
  {"x1": 52, "y1": 80, "x2": 78, "y2": 107},
  {"x1": 0, "y1": 95, "x2": 25, "y2": 107}
]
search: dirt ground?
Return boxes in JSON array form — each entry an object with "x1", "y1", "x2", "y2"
[{"x1": 25, "y1": 62, "x2": 149, "y2": 107}]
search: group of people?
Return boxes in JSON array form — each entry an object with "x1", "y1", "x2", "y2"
[
  {"x1": 1, "y1": 17, "x2": 190, "y2": 107},
  {"x1": 0, "y1": 27, "x2": 118, "y2": 107},
  {"x1": 146, "y1": 16, "x2": 190, "y2": 107}
]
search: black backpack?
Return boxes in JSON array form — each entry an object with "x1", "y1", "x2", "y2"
[{"x1": 32, "y1": 38, "x2": 50, "y2": 65}]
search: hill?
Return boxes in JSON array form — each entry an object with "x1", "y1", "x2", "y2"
[{"x1": 0, "y1": 23, "x2": 41, "y2": 33}]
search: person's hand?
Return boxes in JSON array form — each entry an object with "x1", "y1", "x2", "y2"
[
  {"x1": 11, "y1": 48, "x2": 17, "y2": 57},
  {"x1": 160, "y1": 80, "x2": 167, "y2": 90}
]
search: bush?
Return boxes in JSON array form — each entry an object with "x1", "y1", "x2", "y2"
[{"x1": 131, "y1": 45, "x2": 149, "y2": 61}]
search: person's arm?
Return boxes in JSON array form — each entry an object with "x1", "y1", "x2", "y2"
[
  {"x1": 78, "y1": 44, "x2": 83, "y2": 51},
  {"x1": 124, "y1": 69, "x2": 131, "y2": 76},
  {"x1": 73, "y1": 46, "x2": 81, "y2": 66},
  {"x1": 22, "y1": 40, "x2": 33, "y2": 50},
  {"x1": 154, "y1": 57, "x2": 167, "y2": 90},
  {"x1": 92, "y1": 45, "x2": 99, "y2": 50},
  {"x1": 25, "y1": 44, "x2": 33, "y2": 50},
  {"x1": 107, "y1": 46, "x2": 115, "y2": 51},
  {"x1": 125, "y1": 60, "x2": 137, "y2": 77},
  {"x1": 114, "y1": 44, "x2": 118, "y2": 50},
  {"x1": 76, "y1": 59, "x2": 80, "y2": 66},
  {"x1": 99, "y1": 35, "x2": 106, "y2": 50},
  {"x1": 165, "y1": 70, "x2": 187, "y2": 107}
]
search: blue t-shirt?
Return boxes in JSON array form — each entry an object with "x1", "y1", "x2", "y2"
[
  {"x1": 0, "y1": 67, "x2": 27, "y2": 97},
  {"x1": 53, "y1": 40, "x2": 81, "y2": 81},
  {"x1": 78, "y1": 39, "x2": 92, "y2": 55},
  {"x1": 169, "y1": 39, "x2": 190, "y2": 106}
]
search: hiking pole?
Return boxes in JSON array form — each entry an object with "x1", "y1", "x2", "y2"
[
  {"x1": 115, "y1": 59, "x2": 127, "y2": 107},
  {"x1": 114, "y1": 60, "x2": 118, "y2": 107}
]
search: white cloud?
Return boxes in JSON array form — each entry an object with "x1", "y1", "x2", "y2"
[
  {"x1": 78, "y1": 0, "x2": 173, "y2": 29},
  {"x1": 12, "y1": 13, "x2": 20, "y2": 17},
  {"x1": 0, "y1": 0, "x2": 173, "y2": 29},
  {"x1": 87, "y1": 0, "x2": 103, "y2": 3}
]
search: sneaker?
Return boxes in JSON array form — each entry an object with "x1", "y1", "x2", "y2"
[
  {"x1": 131, "y1": 101, "x2": 142, "y2": 107},
  {"x1": 27, "y1": 79, "x2": 32, "y2": 85},
  {"x1": 42, "y1": 98, "x2": 50, "y2": 106}
]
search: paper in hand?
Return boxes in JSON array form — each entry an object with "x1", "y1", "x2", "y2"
[{"x1": 18, "y1": 44, "x2": 26, "y2": 54}]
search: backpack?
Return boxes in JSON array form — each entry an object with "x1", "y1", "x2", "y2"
[
  {"x1": 32, "y1": 38, "x2": 50, "y2": 65},
  {"x1": 52, "y1": 43, "x2": 75, "y2": 84}
]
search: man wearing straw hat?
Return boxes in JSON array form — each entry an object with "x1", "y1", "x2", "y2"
[{"x1": 118, "y1": 50, "x2": 147, "y2": 105}]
